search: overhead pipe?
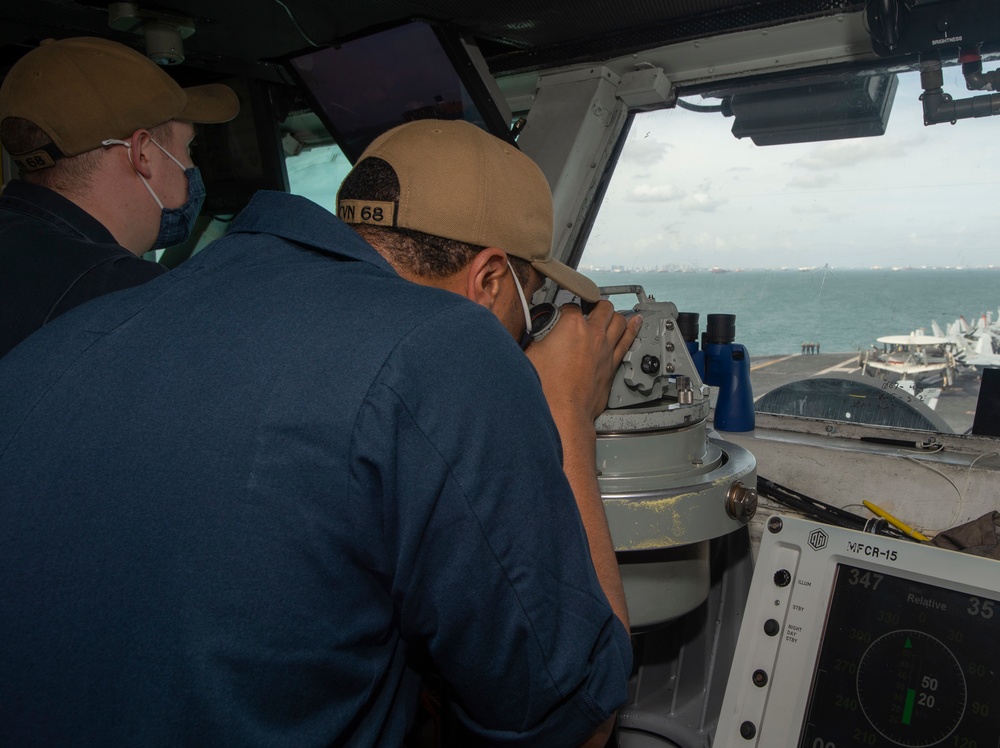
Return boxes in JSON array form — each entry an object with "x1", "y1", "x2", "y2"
[
  {"x1": 920, "y1": 54, "x2": 1000, "y2": 125},
  {"x1": 959, "y1": 47, "x2": 1000, "y2": 92}
]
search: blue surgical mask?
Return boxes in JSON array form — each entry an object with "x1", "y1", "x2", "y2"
[
  {"x1": 150, "y1": 165, "x2": 205, "y2": 249},
  {"x1": 102, "y1": 137, "x2": 206, "y2": 248}
]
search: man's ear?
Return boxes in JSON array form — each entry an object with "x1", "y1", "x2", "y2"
[
  {"x1": 128, "y1": 129, "x2": 155, "y2": 179},
  {"x1": 464, "y1": 247, "x2": 509, "y2": 310}
]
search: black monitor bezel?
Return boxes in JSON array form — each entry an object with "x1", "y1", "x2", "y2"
[{"x1": 282, "y1": 19, "x2": 516, "y2": 165}]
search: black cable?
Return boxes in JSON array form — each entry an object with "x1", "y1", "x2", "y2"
[
  {"x1": 676, "y1": 98, "x2": 725, "y2": 113},
  {"x1": 757, "y1": 477, "x2": 907, "y2": 540},
  {"x1": 758, "y1": 477, "x2": 866, "y2": 530},
  {"x1": 864, "y1": 0, "x2": 900, "y2": 52}
]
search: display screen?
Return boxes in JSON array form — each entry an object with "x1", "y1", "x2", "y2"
[
  {"x1": 287, "y1": 21, "x2": 510, "y2": 163},
  {"x1": 799, "y1": 563, "x2": 998, "y2": 747}
]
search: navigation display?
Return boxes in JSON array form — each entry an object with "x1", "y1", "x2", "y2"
[
  {"x1": 800, "y1": 563, "x2": 998, "y2": 747},
  {"x1": 716, "y1": 516, "x2": 1000, "y2": 748}
]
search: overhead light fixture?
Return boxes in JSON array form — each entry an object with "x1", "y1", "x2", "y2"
[
  {"x1": 108, "y1": 2, "x2": 195, "y2": 65},
  {"x1": 142, "y1": 21, "x2": 186, "y2": 65}
]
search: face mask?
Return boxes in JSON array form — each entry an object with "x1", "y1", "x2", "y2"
[
  {"x1": 102, "y1": 137, "x2": 206, "y2": 248},
  {"x1": 507, "y1": 260, "x2": 534, "y2": 350}
]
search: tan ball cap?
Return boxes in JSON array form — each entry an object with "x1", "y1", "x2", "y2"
[
  {"x1": 337, "y1": 119, "x2": 601, "y2": 303},
  {"x1": 0, "y1": 36, "x2": 239, "y2": 168}
]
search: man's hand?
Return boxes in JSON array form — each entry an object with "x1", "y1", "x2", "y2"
[
  {"x1": 524, "y1": 301, "x2": 641, "y2": 637},
  {"x1": 525, "y1": 301, "x2": 642, "y2": 427}
]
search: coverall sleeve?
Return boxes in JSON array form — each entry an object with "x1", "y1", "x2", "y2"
[{"x1": 351, "y1": 306, "x2": 632, "y2": 746}]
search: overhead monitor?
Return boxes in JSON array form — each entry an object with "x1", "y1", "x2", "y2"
[
  {"x1": 717, "y1": 515, "x2": 1000, "y2": 746},
  {"x1": 286, "y1": 21, "x2": 514, "y2": 163}
]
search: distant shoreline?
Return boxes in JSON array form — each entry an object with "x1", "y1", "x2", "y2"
[{"x1": 583, "y1": 269, "x2": 1000, "y2": 358}]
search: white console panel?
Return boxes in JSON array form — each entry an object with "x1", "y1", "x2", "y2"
[{"x1": 716, "y1": 515, "x2": 1000, "y2": 748}]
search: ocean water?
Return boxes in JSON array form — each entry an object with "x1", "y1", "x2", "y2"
[{"x1": 585, "y1": 268, "x2": 1000, "y2": 357}]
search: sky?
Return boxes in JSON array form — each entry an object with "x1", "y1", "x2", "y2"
[{"x1": 582, "y1": 67, "x2": 1000, "y2": 270}]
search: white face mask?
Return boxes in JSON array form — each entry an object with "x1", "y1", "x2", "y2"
[
  {"x1": 508, "y1": 260, "x2": 533, "y2": 348},
  {"x1": 102, "y1": 137, "x2": 187, "y2": 209}
]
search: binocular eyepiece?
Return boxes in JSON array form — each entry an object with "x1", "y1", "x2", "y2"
[
  {"x1": 529, "y1": 302, "x2": 560, "y2": 342},
  {"x1": 704, "y1": 313, "x2": 737, "y2": 346}
]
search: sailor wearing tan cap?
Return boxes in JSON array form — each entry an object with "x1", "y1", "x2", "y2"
[{"x1": 0, "y1": 36, "x2": 238, "y2": 358}]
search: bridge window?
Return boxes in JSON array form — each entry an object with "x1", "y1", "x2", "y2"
[{"x1": 580, "y1": 66, "x2": 999, "y2": 436}]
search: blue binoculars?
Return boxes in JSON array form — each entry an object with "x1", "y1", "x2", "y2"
[{"x1": 679, "y1": 312, "x2": 755, "y2": 432}]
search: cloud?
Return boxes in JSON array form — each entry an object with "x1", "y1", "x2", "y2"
[
  {"x1": 620, "y1": 137, "x2": 672, "y2": 164},
  {"x1": 682, "y1": 192, "x2": 726, "y2": 211},
  {"x1": 684, "y1": 231, "x2": 729, "y2": 250},
  {"x1": 634, "y1": 232, "x2": 675, "y2": 249},
  {"x1": 789, "y1": 203, "x2": 831, "y2": 214},
  {"x1": 626, "y1": 184, "x2": 683, "y2": 202},
  {"x1": 792, "y1": 138, "x2": 914, "y2": 170},
  {"x1": 725, "y1": 166, "x2": 753, "y2": 179},
  {"x1": 787, "y1": 172, "x2": 838, "y2": 189}
]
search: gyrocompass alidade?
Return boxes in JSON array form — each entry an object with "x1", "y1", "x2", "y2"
[{"x1": 595, "y1": 286, "x2": 757, "y2": 627}]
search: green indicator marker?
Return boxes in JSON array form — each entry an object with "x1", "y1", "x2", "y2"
[
  {"x1": 905, "y1": 637, "x2": 912, "y2": 649},
  {"x1": 902, "y1": 689, "x2": 916, "y2": 725}
]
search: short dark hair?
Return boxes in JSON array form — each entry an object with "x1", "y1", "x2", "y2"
[
  {"x1": 1, "y1": 117, "x2": 99, "y2": 189},
  {"x1": 1, "y1": 116, "x2": 173, "y2": 191},
  {"x1": 341, "y1": 156, "x2": 531, "y2": 284}
]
